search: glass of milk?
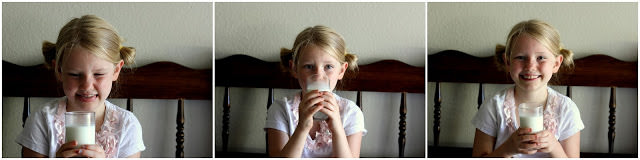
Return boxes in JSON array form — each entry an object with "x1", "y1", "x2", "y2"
[
  {"x1": 306, "y1": 74, "x2": 331, "y2": 120},
  {"x1": 65, "y1": 111, "x2": 95, "y2": 147},
  {"x1": 518, "y1": 102, "x2": 544, "y2": 133}
]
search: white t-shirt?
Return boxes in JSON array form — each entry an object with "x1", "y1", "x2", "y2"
[
  {"x1": 264, "y1": 92, "x2": 367, "y2": 158},
  {"x1": 15, "y1": 97, "x2": 146, "y2": 158},
  {"x1": 471, "y1": 86, "x2": 584, "y2": 158}
]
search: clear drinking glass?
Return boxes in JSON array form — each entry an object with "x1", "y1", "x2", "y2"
[
  {"x1": 306, "y1": 74, "x2": 331, "y2": 120},
  {"x1": 518, "y1": 102, "x2": 544, "y2": 133},
  {"x1": 65, "y1": 111, "x2": 95, "y2": 146}
]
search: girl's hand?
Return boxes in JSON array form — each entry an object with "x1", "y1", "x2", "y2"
[
  {"x1": 56, "y1": 141, "x2": 106, "y2": 158},
  {"x1": 298, "y1": 90, "x2": 325, "y2": 130},
  {"x1": 318, "y1": 92, "x2": 342, "y2": 131},
  {"x1": 533, "y1": 130, "x2": 559, "y2": 153},
  {"x1": 76, "y1": 144, "x2": 106, "y2": 158},
  {"x1": 56, "y1": 141, "x2": 80, "y2": 158},
  {"x1": 506, "y1": 128, "x2": 539, "y2": 155}
]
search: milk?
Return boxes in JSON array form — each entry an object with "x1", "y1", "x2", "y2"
[
  {"x1": 306, "y1": 81, "x2": 331, "y2": 93},
  {"x1": 65, "y1": 125, "x2": 95, "y2": 145},
  {"x1": 519, "y1": 114, "x2": 544, "y2": 133}
]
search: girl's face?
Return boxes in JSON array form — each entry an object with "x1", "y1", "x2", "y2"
[
  {"x1": 292, "y1": 45, "x2": 347, "y2": 93},
  {"x1": 58, "y1": 47, "x2": 123, "y2": 111},
  {"x1": 507, "y1": 34, "x2": 562, "y2": 93}
]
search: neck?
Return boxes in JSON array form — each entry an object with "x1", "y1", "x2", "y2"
[{"x1": 514, "y1": 86, "x2": 548, "y2": 106}]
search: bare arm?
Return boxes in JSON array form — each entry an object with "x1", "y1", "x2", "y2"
[
  {"x1": 267, "y1": 127, "x2": 309, "y2": 157},
  {"x1": 554, "y1": 132, "x2": 580, "y2": 158},
  {"x1": 22, "y1": 146, "x2": 47, "y2": 158}
]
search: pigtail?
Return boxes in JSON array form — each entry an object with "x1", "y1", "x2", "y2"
[
  {"x1": 280, "y1": 48, "x2": 294, "y2": 74},
  {"x1": 495, "y1": 44, "x2": 507, "y2": 71},
  {"x1": 42, "y1": 41, "x2": 57, "y2": 69},
  {"x1": 559, "y1": 48, "x2": 574, "y2": 71},
  {"x1": 343, "y1": 52, "x2": 359, "y2": 79},
  {"x1": 119, "y1": 46, "x2": 136, "y2": 66}
]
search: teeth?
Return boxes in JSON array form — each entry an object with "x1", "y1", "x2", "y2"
[
  {"x1": 523, "y1": 75, "x2": 538, "y2": 79},
  {"x1": 79, "y1": 94, "x2": 96, "y2": 98}
]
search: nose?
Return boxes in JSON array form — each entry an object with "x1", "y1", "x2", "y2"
[
  {"x1": 313, "y1": 65, "x2": 324, "y2": 74},
  {"x1": 79, "y1": 75, "x2": 93, "y2": 90},
  {"x1": 524, "y1": 57, "x2": 536, "y2": 70}
]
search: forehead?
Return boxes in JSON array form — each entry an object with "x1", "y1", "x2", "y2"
[
  {"x1": 61, "y1": 47, "x2": 114, "y2": 69},
  {"x1": 511, "y1": 34, "x2": 553, "y2": 54},
  {"x1": 298, "y1": 45, "x2": 340, "y2": 63}
]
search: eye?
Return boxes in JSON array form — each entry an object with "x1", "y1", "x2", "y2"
[
  {"x1": 324, "y1": 64, "x2": 334, "y2": 70},
  {"x1": 303, "y1": 64, "x2": 313, "y2": 70},
  {"x1": 514, "y1": 56, "x2": 525, "y2": 60},
  {"x1": 537, "y1": 56, "x2": 546, "y2": 60},
  {"x1": 67, "y1": 73, "x2": 80, "y2": 77},
  {"x1": 94, "y1": 73, "x2": 105, "y2": 76}
]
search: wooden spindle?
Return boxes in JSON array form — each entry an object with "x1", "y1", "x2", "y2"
[
  {"x1": 477, "y1": 83, "x2": 484, "y2": 109},
  {"x1": 434, "y1": 82, "x2": 441, "y2": 147},
  {"x1": 357, "y1": 91, "x2": 362, "y2": 111},
  {"x1": 567, "y1": 86, "x2": 572, "y2": 99},
  {"x1": 23, "y1": 97, "x2": 30, "y2": 128},
  {"x1": 176, "y1": 98, "x2": 185, "y2": 158},
  {"x1": 127, "y1": 98, "x2": 133, "y2": 111},
  {"x1": 223, "y1": 87, "x2": 231, "y2": 153},
  {"x1": 608, "y1": 87, "x2": 616, "y2": 154},
  {"x1": 266, "y1": 88, "x2": 274, "y2": 154},
  {"x1": 398, "y1": 92, "x2": 407, "y2": 158}
]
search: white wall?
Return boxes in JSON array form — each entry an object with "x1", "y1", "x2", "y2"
[
  {"x1": 427, "y1": 2, "x2": 638, "y2": 154},
  {"x1": 2, "y1": 2, "x2": 213, "y2": 157},
  {"x1": 215, "y1": 2, "x2": 426, "y2": 157}
]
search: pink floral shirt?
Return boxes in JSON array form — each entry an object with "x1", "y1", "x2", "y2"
[
  {"x1": 471, "y1": 86, "x2": 584, "y2": 158},
  {"x1": 16, "y1": 97, "x2": 145, "y2": 157}
]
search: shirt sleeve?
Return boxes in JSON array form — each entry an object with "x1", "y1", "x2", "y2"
[
  {"x1": 557, "y1": 99, "x2": 584, "y2": 141},
  {"x1": 265, "y1": 100, "x2": 289, "y2": 134},
  {"x1": 343, "y1": 101, "x2": 367, "y2": 137},
  {"x1": 15, "y1": 109, "x2": 50, "y2": 156},
  {"x1": 118, "y1": 112, "x2": 146, "y2": 158},
  {"x1": 471, "y1": 96, "x2": 499, "y2": 137}
]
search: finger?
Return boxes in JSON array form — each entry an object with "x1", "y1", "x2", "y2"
[
  {"x1": 61, "y1": 141, "x2": 79, "y2": 150},
  {"x1": 517, "y1": 128, "x2": 532, "y2": 135},
  {"x1": 321, "y1": 95, "x2": 338, "y2": 110},
  {"x1": 77, "y1": 148, "x2": 93, "y2": 158},
  {"x1": 521, "y1": 134, "x2": 537, "y2": 142},
  {"x1": 518, "y1": 141, "x2": 538, "y2": 150},
  {"x1": 302, "y1": 90, "x2": 322, "y2": 100},
  {"x1": 303, "y1": 96, "x2": 324, "y2": 110},
  {"x1": 61, "y1": 149, "x2": 80, "y2": 158},
  {"x1": 82, "y1": 144, "x2": 104, "y2": 152}
]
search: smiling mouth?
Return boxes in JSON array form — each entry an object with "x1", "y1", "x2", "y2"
[
  {"x1": 76, "y1": 93, "x2": 98, "y2": 102},
  {"x1": 520, "y1": 75, "x2": 541, "y2": 80}
]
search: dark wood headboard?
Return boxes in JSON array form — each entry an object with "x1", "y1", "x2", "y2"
[
  {"x1": 215, "y1": 54, "x2": 425, "y2": 157},
  {"x1": 428, "y1": 50, "x2": 638, "y2": 158},
  {"x1": 2, "y1": 60, "x2": 212, "y2": 158}
]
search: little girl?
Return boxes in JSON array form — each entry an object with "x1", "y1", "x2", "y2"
[
  {"x1": 264, "y1": 25, "x2": 367, "y2": 157},
  {"x1": 15, "y1": 15, "x2": 145, "y2": 158},
  {"x1": 471, "y1": 19, "x2": 584, "y2": 158}
]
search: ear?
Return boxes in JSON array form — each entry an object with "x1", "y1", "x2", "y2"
[
  {"x1": 112, "y1": 60, "x2": 125, "y2": 81},
  {"x1": 337, "y1": 62, "x2": 348, "y2": 80},
  {"x1": 52, "y1": 60, "x2": 62, "y2": 81},
  {"x1": 502, "y1": 52, "x2": 510, "y2": 69},
  {"x1": 289, "y1": 60, "x2": 298, "y2": 79},
  {"x1": 553, "y1": 55, "x2": 563, "y2": 73}
]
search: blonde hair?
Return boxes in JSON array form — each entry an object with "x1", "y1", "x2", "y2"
[
  {"x1": 42, "y1": 15, "x2": 135, "y2": 75},
  {"x1": 496, "y1": 19, "x2": 574, "y2": 72},
  {"x1": 280, "y1": 25, "x2": 358, "y2": 78}
]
